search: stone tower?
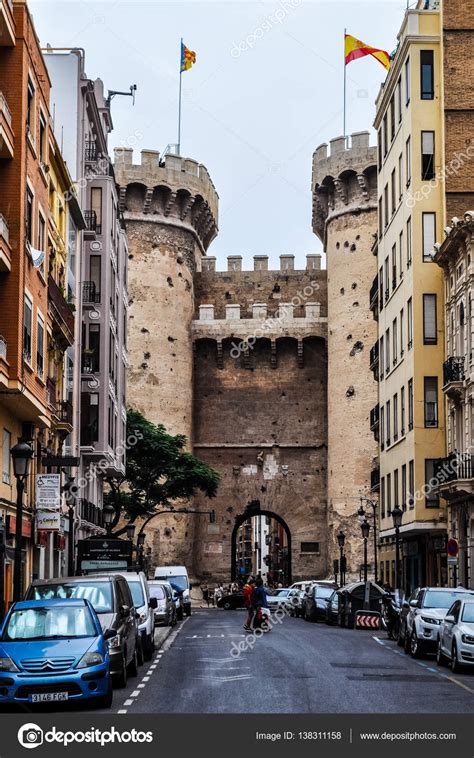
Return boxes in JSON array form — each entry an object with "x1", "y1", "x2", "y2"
[
  {"x1": 114, "y1": 149, "x2": 218, "y2": 567},
  {"x1": 312, "y1": 132, "x2": 379, "y2": 579}
]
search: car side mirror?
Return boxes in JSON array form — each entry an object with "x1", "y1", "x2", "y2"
[
  {"x1": 444, "y1": 615, "x2": 455, "y2": 624},
  {"x1": 409, "y1": 599, "x2": 418, "y2": 607},
  {"x1": 149, "y1": 597, "x2": 158, "y2": 610},
  {"x1": 172, "y1": 592, "x2": 179, "y2": 601},
  {"x1": 104, "y1": 628, "x2": 118, "y2": 640},
  {"x1": 120, "y1": 604, "x2": 130, "y2": 616},
  {"x1": 402, "y1": 601, "x2": 409, "y2": 608}
]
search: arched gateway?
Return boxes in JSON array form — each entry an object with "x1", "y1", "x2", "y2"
[{"x1": 231, "y1": 500, "x2": 292, "y2": 585}]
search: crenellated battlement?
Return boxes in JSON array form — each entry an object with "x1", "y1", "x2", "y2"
[
  {"x1": 312, "y1": 131, "x2": 378, "y2": 244},
  {"x1": 113, "y1": 148, "x2": 219, "y2": 253},
  {"x1": 201, "y1": 253, "x2": 322, "y2": 274}
]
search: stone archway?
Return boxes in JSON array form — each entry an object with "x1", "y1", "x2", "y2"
[{"x1": 230, "y1": 500, "x2": 292, "y2": 584}]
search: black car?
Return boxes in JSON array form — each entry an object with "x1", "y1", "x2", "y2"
[
  {"x1": 217, "y1": 591, "x2": 245, "y2": 610},
  {"x1": 27, "y1": 574, "x2": 140, "y2": 688},
  {"x1": 325, "y1": 589, "x2": 339, "y2": 625},
  {"x1": 303, "y1": 584, "x2": 335, "y2": 621}
]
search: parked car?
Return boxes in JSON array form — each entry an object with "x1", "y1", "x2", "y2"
[
  {"x1": 405, "y1": 586, "x2": 474, "y2": 658},
  {"x1": 0, "y1": 598, "x2": 114, "y2": 707},
  {"x1": 148, "y1": 581, "x2": 177, "y2": 627},
  {"x1": 325, "y1": 589, "x2": 339, "y2": 625},
  {"x1": 154, "y1": 566, "x2": 191, "y2": 618},
  {"x1": 267, "y1": 588, "x2": 292, "y2": 612},
  {"x1": 303, "y1": 584, "x2": 335, "y2": 621},
  {"x1": 437, "y1": 599, "x2": 474, "y2": 672},
  {"x1": 216, "y1": 592, "x2": 245, "y2": 610},
  {"x1": 27, "y1": 574, "x2": 139, "y2": 688},
  {"x1": 397, "y1": 589, "x2": 418, "y2": 648},
  {"x1": 115, "y1": 571, "x2": 157, "y2": 661},
  {"x1": 287, "y1": 589, "x2": 305, "y2": 617}
]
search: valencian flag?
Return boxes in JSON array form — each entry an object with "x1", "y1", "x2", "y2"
[
  {"x1": 345, "y1": 33, "x2": 391, "y2": 70},
  {"x1": 181, "y1": 42, "x2": 196, "y2": 72}
]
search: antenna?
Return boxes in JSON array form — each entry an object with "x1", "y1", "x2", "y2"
[{"x1": 106, "y1": 84, "x2": 137, "y2": 108}]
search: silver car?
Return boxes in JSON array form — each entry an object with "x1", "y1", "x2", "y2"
[
  {"x1": 405, "y1": 586, "x2": 474, "y2": 658},
  {"x1": 437, "y1": 599, "x2": 474, "y2": 673},
  {"x1": 148, "y1": 580, "x2": 177, "y2": 627}
]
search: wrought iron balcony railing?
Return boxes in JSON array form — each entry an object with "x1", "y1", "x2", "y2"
[
  {"x1": 434, "y1": 452, "x2": 474, "y2": 484},
  {"x1": 82, "y1": 281, "x2": 101, "y2": 304},
  {"x1": 443, "y1": 356, "x2": 465, "y2": 386}
]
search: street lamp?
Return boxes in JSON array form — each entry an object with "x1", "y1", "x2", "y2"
[
  {"x1": 125, "y1": 523, "x2": 136, "y2": 541},
  {"x1": 357, "y1": 504, "x2": 366, "y2": 524},
  {"x1": 391, "y1": 504, "x2": 403, "y2": 591},
  {"x1": 336, "y1": 530, "x2": 345, "y2": 587},
  {"x1": 11, "y1": 440, "x2": 33, "y2": 601},
  {"x1": 359, "y1": 497, "x2": 379, "y2": 584},
  {"x1": 102, "y1": 504, "x2": 116, "y2": 535},
  {"x1": 63, "y1": 476, "x2": 76, "y2": 577},
  {"x1": 360, "y1": 517, "x2": 370, "y2": 583},
  {"x1": 137, "y1": 530, "x2": 146, "y2": 570}
]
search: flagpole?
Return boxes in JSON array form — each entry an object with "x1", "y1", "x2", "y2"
[
  {"x1": 178, "y1": 37, "x2": 183, "y2": 155},
  {"x1": 343, "y1": 28, "x2": 347, "y2": 140}
]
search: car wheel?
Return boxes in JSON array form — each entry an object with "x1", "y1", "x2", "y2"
[
  {"x1": 95, "y1": 676, "x2": 113, "y2": 709},
  {"x1": 144, "y1": 634, "x2": 154, "y2": 662},
  {"x1": 436, "y1": 640, "x2": 448, "y2": 667},
  {"x1": 223, "y1": 601, "x2": 231, "y2": 610},
  {"x1": 127, "y1": 647, "x2": 138, "y2": 677},
  {"x1": 115, "y1": 654, "x2": 127, "y2": 688},
  {"x1": 451, "y1": 642, "x2": 462, "y2": 674},
  {"x1": 410, "y1": 631, "x2": 423, "y2": 659}
]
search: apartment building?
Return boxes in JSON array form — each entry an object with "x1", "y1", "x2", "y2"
[
  {"x1": 371, "y1": 1, "x2": 447, "y2": 592},
  {"x1": 44, "y1": 50, "x2": 128, "y2": 554}
]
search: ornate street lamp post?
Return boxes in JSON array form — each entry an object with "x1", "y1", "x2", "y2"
[
  {"x1": 11, "y1": 440, "x2": 33, "y2": 601},
  {"x1": 102, "y1": 504, "x2": 116, "y2": 536},
  {"x1": 358, "y1": 498, "x2": 378, "y2": 584},
  {"x1": 360, "y1": 517, "x2": 370, "y2": 583},
  {"x1": 391, "y1": 504, "x2": 403, "y2": 591},
  {"x1": 336, "y1": 530, "x2": 345, "y2": 586}
]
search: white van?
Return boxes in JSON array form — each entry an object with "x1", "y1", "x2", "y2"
[{"x1": 154, "y1": 566, "x2": 191, "y2": 618}]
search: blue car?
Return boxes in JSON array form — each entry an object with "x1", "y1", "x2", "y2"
[{"x1": 0, "y1": 598, "x2": 114, "y2": 708}]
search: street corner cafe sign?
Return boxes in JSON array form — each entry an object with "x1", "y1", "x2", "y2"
[
  {"x1": 36, "y1": 474, "x2": 61, "y2": 509},
  {"x1": 77, "y1": 536, "x2": 133, "y2": 572}
]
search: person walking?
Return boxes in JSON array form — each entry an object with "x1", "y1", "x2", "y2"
[
  {"x1": 202, "y1": 584, "x2": 210, "y2": 607},
  {"x1": 243, "y1": 576, "x2": 256, "y2": 632},
  {"x1": 252, "y1": 576, "x2": 270, "y2": 632}
]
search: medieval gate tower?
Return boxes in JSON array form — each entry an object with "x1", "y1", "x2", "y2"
[
  {"x1": 114, "y1": 149, "x2": 219, "y2": 567},
  {"x1": 312, "y1": 132, "x2": 379, "y2": 577}
]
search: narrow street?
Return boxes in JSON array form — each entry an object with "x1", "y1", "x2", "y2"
[{"x1": 96, "y1": 609, "x2": 474, "y2": 714}]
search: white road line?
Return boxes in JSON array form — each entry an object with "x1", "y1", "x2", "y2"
[
  {"x1": 123, "y1": 699, "x2": 134, "y2": 706},
  {"x1": 137, "y1": 683, "x2": 146, "y2": 688},
  {"x1": 142, "y1": 676, "x2": 150, "y2": 682},
  {"x1": 117, "y1": 709, "x2": 127, "y2": 714},
  {"x1": 131, "y1": 690, "x2": 141, "y2": 697}
]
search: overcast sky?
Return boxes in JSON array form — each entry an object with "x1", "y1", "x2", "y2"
[{"x1": 31, "y1": 0, "x2": 406, "y2": 270}]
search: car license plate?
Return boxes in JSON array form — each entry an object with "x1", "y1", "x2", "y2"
[{"x1": 30, "y1": 692, "x2": 69, "y2": 703}]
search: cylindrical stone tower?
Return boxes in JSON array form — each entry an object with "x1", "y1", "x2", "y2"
[
  {"x1": 312, "y1": 132, "x2": 379, "y2": 579},
  {"x1": 114, "y1": 148, "x2": 218, "y2": 568}
]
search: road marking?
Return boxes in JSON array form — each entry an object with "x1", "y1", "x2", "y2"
[
  {"x1": 137, "y1": 684, "x2": 146, "y2": 688},
  {"x1": 142, "y1": 676, "x2": 150, "y2": 682},
  {"x1": 124, "y1": 699, "x2": 134, "y2": 706},
  {"x1": 131, "y1": 690, "x2": 141, "y2": 697},
  {"x1": 446, "y1": 675, "x2": 474, "y2": 694},
  {"x1": 194, "y1": 674, "x2": 253, "y2": 682},
  {"x1": 117, "y1": 709, "x2": 127, "y2": 714}
]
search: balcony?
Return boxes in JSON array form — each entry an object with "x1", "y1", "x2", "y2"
[
  {"x1": 0, "y1": 213, "x2": 11, "y2": 271},
  {"x1": 369, "y1": 275, "x2": 379, "y2": 321},
  {"x1": 82, "y1": 281, "x2": 101, "y2": 306},
  {"x1": 84, "y1": 210, "x2": 101, "y2": 240},
  {"x1": 48, "y1": 274, "x2": 75, "y2": 347},
  {"x1": 443, "y1": 357, "x2": 465, "y2": 399},
  {"x1": 0, "y1": 335, "x2": 7, "y2": 386},
  {"x1": 370, "y1": 404, "x2": 380, "y2": 435},
  {"x1": 433, "y1": 453, "x2": 474, "y2": 499},
  {"x1": 0, "y1": 0, "x2": 15, "y2": 46},
  {"x1": 54, "y1": 400, "x2": 73, "y2": 434},
  {"x1": 0, "y1": 92, "x2": 14, "y2": 159},
  {"x1": 370, "y1": 466, "x2": 380, "y2": 492},
  {"x1": 369, "y1": 341, "x2": 379, "y2": 380},
  {"x1": 84, "y1": 139, "x2": 98, "y2": 163},
  {"x1": 47, "y1": 377, "x2": 56, "y2": 408},
  {"x1": 80, "y1": 499, "x2": 103, "y2": 527}
]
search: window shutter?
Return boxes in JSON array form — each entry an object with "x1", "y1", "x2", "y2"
[{"x1": 423, "y1": 294, "x2": 437, "y2": 343}]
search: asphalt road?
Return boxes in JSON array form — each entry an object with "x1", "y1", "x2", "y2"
[{"x1": 106, "y1": 608, "x2": 474, "y2": 714}]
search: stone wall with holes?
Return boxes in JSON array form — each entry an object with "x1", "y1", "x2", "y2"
[
  {"x1": 191, "y1": 261, "x2": 328, "y2": 582},
  {"x1": 312, "y1": 132, "x2": 379, "y2": 579}
]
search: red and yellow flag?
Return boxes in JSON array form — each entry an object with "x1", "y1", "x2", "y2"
[
  {"x1": 181, "y1": 42, "x2": 196, "y2": 72},
  {"x1": 345, "y1": 33, "x2": 391, "y2": 71}
]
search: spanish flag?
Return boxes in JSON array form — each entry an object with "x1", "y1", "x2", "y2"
[
  {"x1": 181, "y1": 42, "x2": 196, "y2": 72},
  {"x1": 345, "y1": 33, "x2": 391, "y2": 71}
]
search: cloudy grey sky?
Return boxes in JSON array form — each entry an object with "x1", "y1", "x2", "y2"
[{"x1": 31, "y1": 0, "x2": 405, "y2": 270}]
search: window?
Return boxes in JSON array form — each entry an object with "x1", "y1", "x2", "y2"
[
  {"x1": 408, "y1": 378, "x2": 414, "y2": 431},
  {"x1": 407, "y1": 217, "x2": 412, "y2": 267},
  {"x1": 423, "y1": 294, "x2": 437, "y2": 344},
  {"x1": 392, "y1": 244, "x2": 397, "y2": 290},
  {"x1": 406, "y1": 136, "x2": 411, "y2": 185},
  {"x1": 23, "y1": 294, "x2": 32, "y2": 363},
  {"x1": 383, "y1": 113, "x2": 388, "y2": 157},
  {"x1": 400, "y1": 308, "x2": 404, "y2": 355},
  {"x1": 422, "y1": 212, "x2": 436, "y2": 261},
  {"x1": 108, "y1": 399, "x2": 115, "y2": 448},
  {"x1": 87, "y1": 324, "x2": 100, "y2": 373},
  {"x1": 425, "y1": 460, "x2": 439, "y2": 507},
  {"x1": 300, "y1": 542, "x2": 320, "y2": 554},
  {"x1": 381, "y1": 477, "x2": 385, "y2": 518},
  {"x1": 391, "y1": 169, "x2": 396, "y2": 215},
  {"x1": 384, "y1": 184, "x2": 389, "y2": 228},
  {"x1": 387, "y1": 473, "x2": 392, "y2": 512},
  {"x1": 37, "y1": 212, "x2": 45, "y2": 252},
  {"x1": 27, "y1": 77, "x2": 35, "y2": 136},
  {"x1": 397, "y1": 76, "x2": 402, "y2": 123},
  {"x1": 420, "y1": 50, "x2": 434, "y2": 100},
  {"x1": 386, "y1": 399, "x2": 391, "y2": 446},
  {"x1": 81, "y1": 392, "x2": 99, "y2": 444},
  {"x1": 380, "y1": 335, "x2": 384, "y2": 376},
  {"x1": 90, "y1": 255, "x2": 101, "y2": 301},
  {"x1": 2, "y1": 429, "x2": 11, "y2": 485},
  {"x1": 384, "y1": 257, "x2": 389, "y2": 301},
  {"x1": 26, "y1": 187, "x2": 34, "y2": 245},
  {"x1": 401, "y1": 386, "x2": 406, "y2": 435},
  {"x1": 398, "y1": 153, "x2": 403, "y2": 199},
  {"x1": 109, "y1": 328, "x2": 115, "y2": 384},
  {"x1": 36, "y1": 314, "x2": 44, "y2": 378},
  {"x1": 408, "y1": 297, "x2": 413, "y2": 349},
  {"x1": 392, "y1": 318, "x2": 398, "y2": 365},
  {"x1": 421, "y1": 131, "x2": 435, "y2": 180},
  {"x1": 394, "y1": 469, "x2": 399, "y2": 506},
  {"x1": 402, "y1": 464, "x2": 407, "y2": 511},
  {"x1": 399, "y1": 230, "x2": 404, "y2": 279},
  {"x1": 378, "y1": 197, "x2": 383, "y2": 237},
  {"x1": 385, "y1": 328, "x2": 390, "y2": 374},
  {"x1": 380, "y1": 406, "x2": 385, "y2": 451},
  {"x1": 90, "y1": 187, "x2": 102, "y2": 234},
  {"x1": 390, "y1": 94, "x2": 395, "y2": 142},
  {"x1": 405, "y1": 57, "x2": 410, "y2": 105},
  {"x1": 393, "y1": 393, "x2": 399, "y2": 440},
  {"x1": 39, "y1": 112, "x2": 47, "y2": 165},
  {"x1": 378, "y1": 128, "x2": 382, "y2": 171},
  {"x1": 409, "y1": 460, "x2": 414, "y2": 508},
  {"x1": 379, "y1": 265, "x2": 384, "y2": 308},
  {"x1": 424, "y1": 376, "x2": 438, "y2": 428}
]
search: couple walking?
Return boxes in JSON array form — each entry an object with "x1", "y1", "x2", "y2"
[{"x1": 243, "y1": 576, "x2": 270, "y2": 632}]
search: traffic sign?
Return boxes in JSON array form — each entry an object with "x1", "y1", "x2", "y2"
[
  {"x1": 355, "y1": 610, "x2": 381, "y2": 630},
  {"x1": 447, "y1": 538, "x2": 459, "y2": 558}
]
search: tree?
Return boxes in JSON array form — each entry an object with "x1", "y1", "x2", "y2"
[{"x1": 105, "y1": 409, "x2": 220, "y2": 532}]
